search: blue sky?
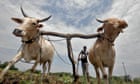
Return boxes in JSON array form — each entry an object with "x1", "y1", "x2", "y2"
[
  {"x1": 0, "y1": 0, "x2": 140, "y2": 78},
  {"x1": 42, "y1": 0, "x2": 112, "y2": 28}
]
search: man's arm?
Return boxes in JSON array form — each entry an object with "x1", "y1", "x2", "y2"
[{"x1": 78, "y1": 51, "x2": 82, "y2": 61}]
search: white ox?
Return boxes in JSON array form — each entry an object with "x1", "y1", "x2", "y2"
[
  {"x1": 88, "y1": 18, "x2": 128, "y2": 84},
  {"x1": 0, "y1": 7, "x2": 54, "y2": 79}
]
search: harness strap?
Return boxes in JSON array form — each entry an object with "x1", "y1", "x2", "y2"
[{"x1": 22, "y1": 39, "x2": 35, "y2": 44}]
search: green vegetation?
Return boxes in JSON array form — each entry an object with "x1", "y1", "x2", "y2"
[
  {"x1": 0, "y1": 61, "x2": 18, "y2": 71},
  {"x1": 0, "y1": 68, "x2": 140, "y2": 84}
]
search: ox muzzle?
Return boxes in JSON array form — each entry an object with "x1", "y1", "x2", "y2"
[{"x1": 13, "y1": 29, "x2": 25, "y2": 37}]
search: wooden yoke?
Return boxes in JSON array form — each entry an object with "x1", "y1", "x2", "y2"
[
  {"x1": 41, "y1": 31, "x2": 100, "y2": 82},
  {"x1": 41, "y1": 31, "x2": 100, "y2": 39}
]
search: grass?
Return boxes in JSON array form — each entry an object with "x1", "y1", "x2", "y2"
[{"x1": 0, "y1": 68, "x2": 140, "y2": 84}]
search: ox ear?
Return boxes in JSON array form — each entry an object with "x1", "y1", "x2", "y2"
[
  {"x1": 97, "y1": 26, "x2": 103, "y2": 32},
  {"x1": 11, "y1": 17, "x2": 23, "y2": 24}
]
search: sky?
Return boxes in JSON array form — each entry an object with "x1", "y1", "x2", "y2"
[{"x1": 0, "y1": 0, "x2": 140, "y2": 78}]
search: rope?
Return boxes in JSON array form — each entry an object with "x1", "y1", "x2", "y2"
[
  {"x1": 17, "y1": 44, "x2": 23, "y2": 53},
  {"x1": 39, "y1": 35, "x2": 42, "y2": 65},
  {"x1": 46, "y1": 36, "x2": 71, "y2": 65}
]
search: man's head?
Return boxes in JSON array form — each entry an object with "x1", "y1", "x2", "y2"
[{"x1": 83, "y1": 46, "x2": 87, "y2": 51}]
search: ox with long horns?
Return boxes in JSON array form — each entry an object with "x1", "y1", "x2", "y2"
[
  {"x1": 89, "y1": 18, "x2": 128, "y2": 84},
  {"x1": 0, "y1": 7, "x2": 54, "y2": 80}
]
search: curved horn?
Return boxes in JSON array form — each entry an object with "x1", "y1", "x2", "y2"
[
  {"x1": 39, "y1": 15, "x2": 52, "y2": 22},
  {"x1": 96, "y1": 18, "x2": 107, "y2": 23},
  {"x1": 20, "y1": 6, "x2": 28, "y2": 17}
]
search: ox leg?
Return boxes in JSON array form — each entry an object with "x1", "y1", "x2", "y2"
[
  {"x1": 94, "y1": 66, "x2": 101, "y2": 84},
  {"x1": 108, "y1": 66, "x2": 114, "y2": 84},
  {"x1": 98, "y1": 62, "x2": 108, "y2": 84},
  {"x1": 31, "y1": 62, "x2": 38, "y2": 72},
  {"x1": 39, "y1": 62, "x2": 47, "y2": 84},
  {"x1": 41, "y1": 61, "x2": 48, "y2": 82},
  {"x1": 47, "y1": 60, "x2": 52, "y2": 76},
  {"x1": 98, "y1": 62, "x2": 107, "y2": 79},
  {"x1": 42, "y1": 61, "x2": 47, "y2": 78},
  {"x1": 0, "y1": 51, "x2": 22, "y2": 80}
]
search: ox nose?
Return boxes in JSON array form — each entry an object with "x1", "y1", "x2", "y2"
[{"x1": 13, "y1": 29, "x2": 23, "y2": 37}]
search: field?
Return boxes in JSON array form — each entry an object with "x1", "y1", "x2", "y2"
[{"x1": 0, "y1": 68, "x2": 140, "y2": 84}]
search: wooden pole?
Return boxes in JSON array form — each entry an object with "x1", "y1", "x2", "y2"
[{"x1": 66, "y1": 38, "x2": 78, "y2": 82}]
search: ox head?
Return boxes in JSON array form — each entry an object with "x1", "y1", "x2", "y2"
[
  {"x1": 96, "y1": 18, "x2": 128, "y2": 42},
  {"x1": 12, "y1": 7, "x2": 51, "y2": 38}
]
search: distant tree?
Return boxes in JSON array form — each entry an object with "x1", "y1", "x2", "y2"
[{"x1": 0, "y1": 61, "x2": 18, "y2": 71}]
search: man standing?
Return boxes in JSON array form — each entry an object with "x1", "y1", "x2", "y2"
[{"x1": 78, "y1": 46, "x2": 89, "y2": 82}]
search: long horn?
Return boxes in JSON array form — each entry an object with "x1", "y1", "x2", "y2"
[
  {"x1": 39, "y1": 15, "x2": 52, "y2": 22},
  {"x1": 96, "y1": 18, "x2": 107, "y2": 23},
  {"x1": 20, "y1": 6, "x2": 28, "y2": 17}
]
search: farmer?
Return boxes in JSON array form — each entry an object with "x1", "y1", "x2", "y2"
[{"x1": 78, "y1": 46, "x2": 89, "y2": 81}]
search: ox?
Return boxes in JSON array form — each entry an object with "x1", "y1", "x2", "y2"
[
  {"x1": 88, "y1": 18, "x2": 128, "y2": 84},
  {"x1": 0, "y1": 7, "x2": 54, "y2": 79}
]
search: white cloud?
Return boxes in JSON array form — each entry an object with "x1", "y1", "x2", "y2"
[{"x1": 63, "y1": 0, "x2": 99, "y2": 9}]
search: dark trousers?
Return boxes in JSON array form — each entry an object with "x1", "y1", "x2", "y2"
[
  {"x1": 81, "y1": 62, "x2": 90, "y2": 82},
  {"x1": 81, "y1": 62, "x2": 88, "y2": 76}
]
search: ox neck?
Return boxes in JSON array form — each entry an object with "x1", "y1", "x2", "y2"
[{"x1": 99, "y1": 33, "x2": 114, "y2": 46}]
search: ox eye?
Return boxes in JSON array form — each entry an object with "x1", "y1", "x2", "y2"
[{"x1": 32, "y1": 22, "x2": 36, "y2": 25}]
